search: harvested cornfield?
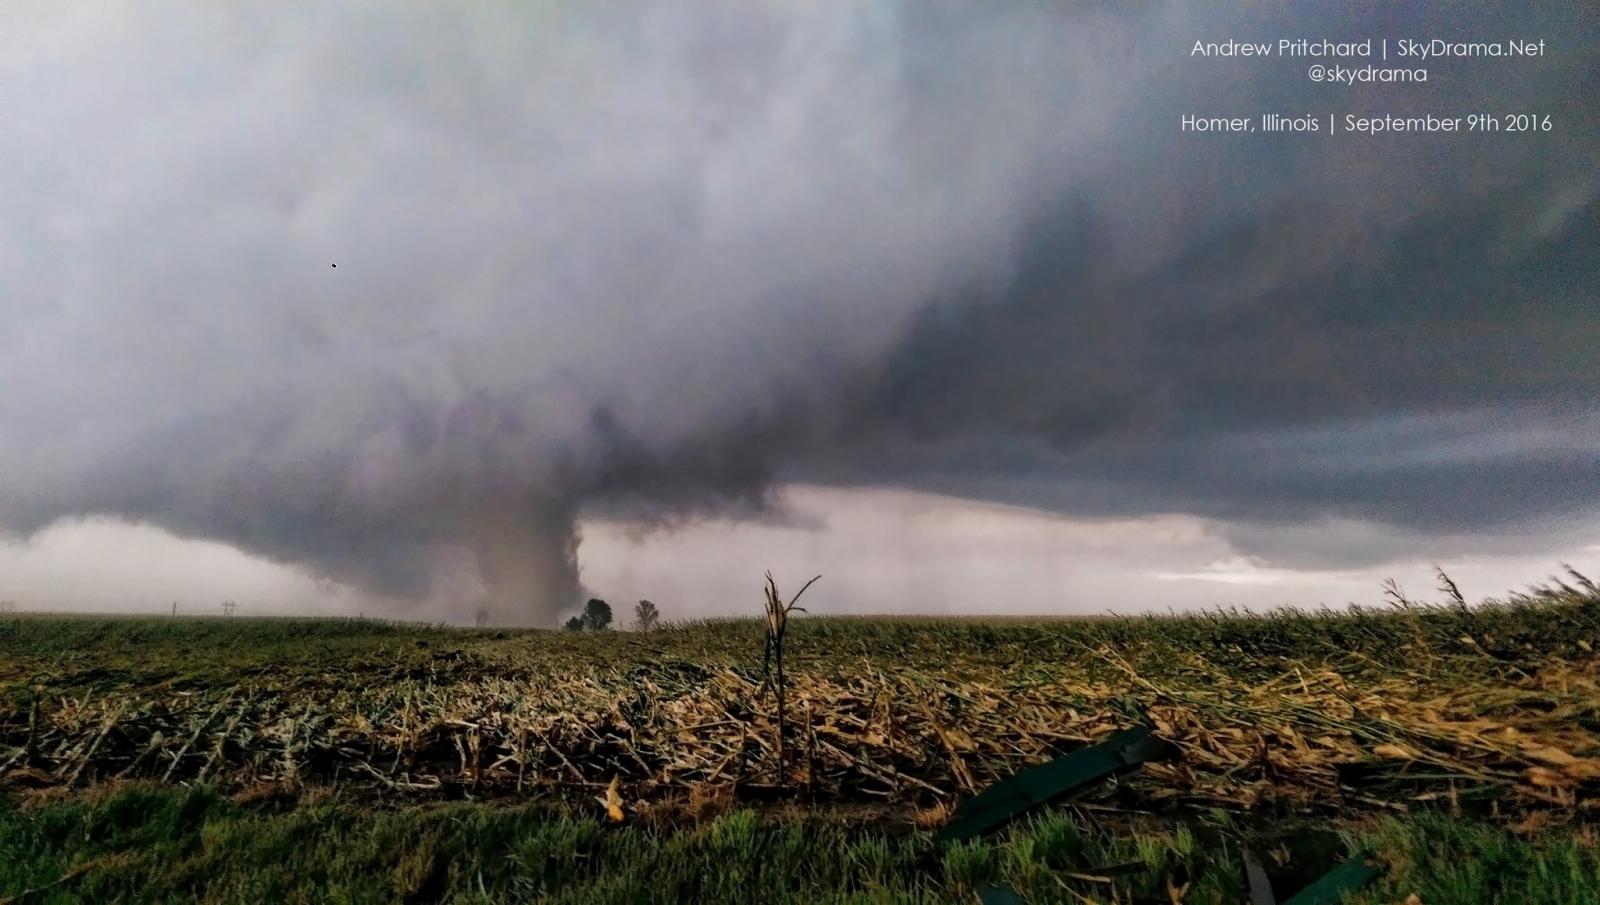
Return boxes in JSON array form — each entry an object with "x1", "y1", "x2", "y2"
[{"x1": 4, "y1": 576, "x2": 1597, "y2": 828}]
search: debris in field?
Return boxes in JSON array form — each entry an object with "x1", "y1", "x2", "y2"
[
  {"x1": 3, "y1": 585, "x2": 1598, "y2": 823},
  {"x1": 937, "y1": 725, "x2": 1170, "y2": 842},
  {"x1": 599, "y1": 775, "x2": 624, "y2": 822},
  {"x1": 3, "y1": 652, "x2": 1599, "y2": 817},
  {"x1": 978, "y1": 884, "x2": 1023, "y2": 905},
  {"x1": 1280, "y1": 855, "x2": 1380, "y2": 905},
  {"x1": 1243, "y1": 848, "x2": 1277, "y2": 905}
]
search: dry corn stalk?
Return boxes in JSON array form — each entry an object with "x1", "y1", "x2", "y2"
[{"x1": 761, "y1": 572, "x2": 820, "y2": 786}]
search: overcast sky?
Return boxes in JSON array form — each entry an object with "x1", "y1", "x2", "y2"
[{"x1": 1, "y1": 4, "x2": 1596, "y2": 623}]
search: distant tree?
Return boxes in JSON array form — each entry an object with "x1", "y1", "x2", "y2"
[
  {"x1": 582, "y1": 598, "x2": 613, "y2": 631},
  {"x1": 634, "y1": 599, "x2": 660, "y2": 631},
  {"x1": 563, "y1": 616, "x2": 585, "y2": 632},
  {"x1": 474, "y1": 606, "x2": 490, "y2": 627}
]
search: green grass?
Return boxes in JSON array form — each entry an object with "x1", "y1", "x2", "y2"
[
  {"x1": 1346, "y1": 817, "x2": 1600, "y2": 905},
  {"x1": 1, "y1": 785, "x2": 1595, "y2": 904}
]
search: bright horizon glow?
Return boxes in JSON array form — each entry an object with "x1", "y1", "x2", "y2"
[{"x1": 3, "y1": 485, "x2": 1592, "y2": 624}]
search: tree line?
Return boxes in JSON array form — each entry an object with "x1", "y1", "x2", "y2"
[{"x1": 563, "y1": 598, "x2": 659, "y2": 632}]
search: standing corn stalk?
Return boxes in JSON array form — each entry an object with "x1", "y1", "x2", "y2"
[{"x1": 762, "y1": 571, "x2": 820, "y2": 786}]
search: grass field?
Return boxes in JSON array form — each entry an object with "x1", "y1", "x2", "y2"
[{"x1": 2, "y1": 572, "x2": 1598, "y2": 902}]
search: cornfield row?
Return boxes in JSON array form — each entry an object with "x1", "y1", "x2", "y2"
[{"x1": 4, "y1": 635, "x2": 1597, "y2": 823}]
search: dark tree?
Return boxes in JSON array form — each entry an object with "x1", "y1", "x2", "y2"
[
  {"x1": 563, "y1": 616, "x2": 585, "y2": 632},
  {"x1": 582, "y1": 598, "x2": 613, "y2": 631},
  {"x1": 634, "y1": 599, "x2": 660, "y2": 630}
]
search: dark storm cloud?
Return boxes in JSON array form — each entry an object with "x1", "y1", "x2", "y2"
[
  {"x1": 0, "y1": 2, "x2": 1595, "y2": 619},
  {"x1": 818, "y1": 3, "x2": 1600, "y2": 560},
  {"x1": 831, "y1": 183, "x2": 1600, "y2": 544}
]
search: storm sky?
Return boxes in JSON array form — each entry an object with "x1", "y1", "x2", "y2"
[{"x1": 1, "y1": 3, "x2": 1596, "y2": 623}]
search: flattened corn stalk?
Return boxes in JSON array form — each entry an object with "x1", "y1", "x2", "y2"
[
  {"x1": 3, "y1": 579, "x2": 1598, "y2": 822},
  {"x1": 2, "y1": 654, "x2": 1597, "y2": 820}
]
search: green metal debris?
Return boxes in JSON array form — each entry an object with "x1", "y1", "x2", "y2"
[
  {"x1": 977, "y1": 884, "x2": 1024, "y2": 905},
  {"x1": 1281, "y1": 855, "x2": 1381, "y2": 905},
  {"x1": 936, "y1": 725, "x2": 1169, "y2": 842}
]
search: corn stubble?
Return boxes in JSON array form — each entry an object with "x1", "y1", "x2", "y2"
[{"x1": 1, "y1": 571, "x2": 1597, "y2": 829}]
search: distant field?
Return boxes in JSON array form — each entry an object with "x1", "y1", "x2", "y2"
[{"x1": 2, "y1": 574, "x2": 1598, "y2": 902}]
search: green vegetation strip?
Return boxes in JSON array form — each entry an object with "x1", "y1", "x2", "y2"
[{"x1": 2, "y1": 786, "x2": 1598, "y2": 904}]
